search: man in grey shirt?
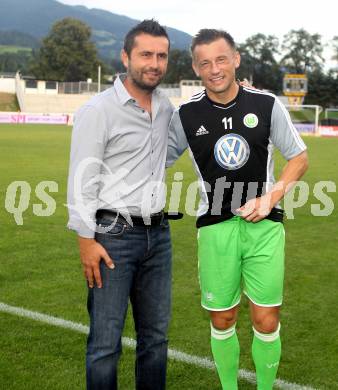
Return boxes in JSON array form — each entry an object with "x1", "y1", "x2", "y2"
[{"x1": 67, "y1": 20, "x2": 173, "y2": 389}]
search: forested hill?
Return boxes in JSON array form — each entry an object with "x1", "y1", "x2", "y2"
[{"x1": 0, "y1": 0, "x2": 192, "y2": 57}]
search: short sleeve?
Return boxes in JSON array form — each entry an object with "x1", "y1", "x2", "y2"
[{"x1": 270, "y1": 98, "x2": 307, "y2": 160}]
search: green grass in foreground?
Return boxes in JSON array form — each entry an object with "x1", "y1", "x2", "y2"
[{"x1": 0, "y1": 124, "x2": 337, "y2": 389}]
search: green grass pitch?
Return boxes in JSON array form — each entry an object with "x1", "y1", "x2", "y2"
[{"x1": 0, "y1": 124, "x2": 337, "y2": 389}]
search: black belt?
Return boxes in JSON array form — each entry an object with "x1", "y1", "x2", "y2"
[{"x1": 96, "y1": 209, "x2": 183, "y2": 227}]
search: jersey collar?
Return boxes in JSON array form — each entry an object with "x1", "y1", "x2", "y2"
[{"x1": 205, "y1": 85, "x2": 243, "y2": 110}]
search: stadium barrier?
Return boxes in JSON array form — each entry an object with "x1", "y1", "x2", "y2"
[
  {"x1": 1, "y1": 111, "x2": 338, "y2": 136},
  {"x1": 319, "y1": 126, "x2": 338, "y2": 137},
  {"x1": 0, "y1": 112, "x2": 70, "y2": 125}
]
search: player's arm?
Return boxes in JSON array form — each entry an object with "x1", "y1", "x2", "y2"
[
  {"x1": 67, "y1": 105, "x2": 114, "y2": 288},
  {"x1": 238, "y1": 97, "x2": 309, "y2": 222},
  {"x1": 166, "y1": 108, "x2": 188, "y2": 167},
  {"x1": 238, "y1": 151, "x2": 308, "y2": 222}
]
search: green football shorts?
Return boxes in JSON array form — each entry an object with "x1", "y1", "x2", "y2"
[{"x1": 197, "y1": 216, "x2": 285, "y2": 310}]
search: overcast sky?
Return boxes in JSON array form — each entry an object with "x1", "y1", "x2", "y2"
[
  {"x1": 58, "y1": 0, "x2": 336, "y2": 41},
  {"x1": 59, "y1": 0, "x2": 337, "y2": 64}
]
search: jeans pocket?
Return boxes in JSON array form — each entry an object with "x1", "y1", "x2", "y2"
[{"x1": 96, "y1": 219, "x2": 127, "y2": 237}]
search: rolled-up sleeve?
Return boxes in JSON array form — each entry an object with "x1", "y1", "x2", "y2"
[{"x1": 67, "y1": 105, "x2": 108, "y2": 238}]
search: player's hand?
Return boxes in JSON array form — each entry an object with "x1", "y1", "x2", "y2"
[
  {"x1": 236, "y1": 194, "x2": 273, "y2": 223},
  {"x1": 78, "y1": 237, "x2": 115, "y2": 288}
]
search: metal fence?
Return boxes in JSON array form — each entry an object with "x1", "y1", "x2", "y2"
[
  {"x1": 57, "y1": 81, "x2": 182, "y2": 97},
  {"x1": 158, "y1": 87, "x2": 181, "y2": 97},
  {"x1": 58, "y1": 81, "x2": 112, "y2": 95}
]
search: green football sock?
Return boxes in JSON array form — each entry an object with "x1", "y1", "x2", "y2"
[
  {"x1": 252, "y1": 324, "x2": 281, "y2": 390},
  {"x1": 210, "y1": 323, "x2": 240, "y2": 390}
]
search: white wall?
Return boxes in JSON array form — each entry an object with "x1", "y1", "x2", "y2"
[
  {"x1": 1, "y1": 77, "x2": 204, "y2": 112},
  {"x1": 25, "y1": 80, "x2": 58, "y2": 95},
  {"x1": 0, "y1": 78, "x2": 16, "y2": 93},
  {"x1": 23, "y1": 94, "x2": 91, "y2": 113}
]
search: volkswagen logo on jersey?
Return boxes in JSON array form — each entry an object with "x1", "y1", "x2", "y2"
[{"x1": 214, "y1": 133, "x2": 250, "y2": 170}]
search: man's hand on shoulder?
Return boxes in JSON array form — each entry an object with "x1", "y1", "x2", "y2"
[
  {"x1": 78, "y1": 237, "x2": 115, "y2": 288},
  {"x1": 237, "y1": 78, "x2": 255, "y2": 89}
]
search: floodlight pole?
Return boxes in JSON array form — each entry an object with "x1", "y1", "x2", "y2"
[{"x1": 98, "y1": 65, "x2": 101, "y2": 93}]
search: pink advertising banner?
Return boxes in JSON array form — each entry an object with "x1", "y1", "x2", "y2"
[{"x1": 0, "y1": 112, "x2": 69, "y2": 125}]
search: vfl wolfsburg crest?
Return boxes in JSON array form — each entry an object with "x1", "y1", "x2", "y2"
[
  {"x1": 214, "y1": 133, "x2": 250, "y2": 170},
  {"x1": 243, "y1": 113, "x2": 259, "y2": 128}
]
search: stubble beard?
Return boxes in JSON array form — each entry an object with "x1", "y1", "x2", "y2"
[{"x1": 128, "y1": 67, "x2": 164, "y2": 92}]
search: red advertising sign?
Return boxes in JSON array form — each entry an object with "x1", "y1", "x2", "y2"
[{"x1": 319, "y1": 126, "x2": 338, "y2": 137}]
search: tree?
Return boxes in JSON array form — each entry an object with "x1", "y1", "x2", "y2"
[
  {"x1": 163, "y1": 49, "x2": 197, "y2": 84},
  {"x1": 281, "y1": 29, "x2": 324, "y2": 73},
  {"x1": 305, "y1": 69, "x2": 338, "y2": 107},
  {"x1": 0, "y1": 30, "x2": 39, "y2": 48},
  {"x1": 111, "y1": 57, "x2": 125, "y2": 74},
  {"x1": 331, "y1": 36, "x2": 338, "y2": 64},
  {"x1": 237, "y1": 34, "x2": 282, "y2": 93},
  {"x1": 30, "y1": 18, "x2": 101, "y2": 81},
  {"x1": 0, "y1": 50, "x2": 32, "y2": 73}
]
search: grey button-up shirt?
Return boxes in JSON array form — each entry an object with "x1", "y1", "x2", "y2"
[{"x1": 67, "y1": 74, "x2": 174, "y2": 238}]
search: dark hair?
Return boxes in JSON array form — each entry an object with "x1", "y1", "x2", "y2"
[
  {"x1": 191, "y1": 29, "x2": 236, "y2": 54},
  {"x1": 123, "y1": 19, "x2": 170, "y2": 57}
]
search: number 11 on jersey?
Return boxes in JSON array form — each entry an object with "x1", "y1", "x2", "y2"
[{"x1": 222, "y1": 117, "x2": 233, "y2": 130}]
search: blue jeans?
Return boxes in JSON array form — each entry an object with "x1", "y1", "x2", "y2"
[{"x1": 86, "y1": 216, "x2": 172, "y2": 390}]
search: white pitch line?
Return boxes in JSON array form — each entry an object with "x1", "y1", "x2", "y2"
[{"x1": 0, "y1": 302, "x2": 317, "y2": 390}]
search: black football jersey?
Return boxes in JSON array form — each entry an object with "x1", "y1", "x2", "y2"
[{"x1": 167, "y1": 86, "x2": 307, "y2": 228}]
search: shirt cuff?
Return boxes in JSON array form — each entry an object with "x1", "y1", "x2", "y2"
[{"x1": 67, "y1": 218, "x2": 97, "y2": 239}]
